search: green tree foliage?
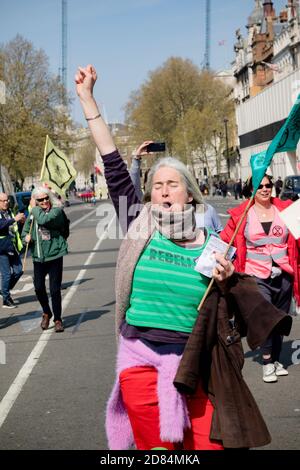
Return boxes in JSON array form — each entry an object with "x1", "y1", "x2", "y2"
[
  {"x1": 125, "y1": 57, "x2": 235, "y2": 172},
  {"x1": 0, "y1": 35, "x2": 73, "y2": 183}
]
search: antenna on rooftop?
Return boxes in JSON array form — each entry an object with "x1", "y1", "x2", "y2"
[
  {"x1": 61, "y1": 0, "x2": 67, "y2": 105},
  {"x1": 203, "y1": 0, "x2": 211, "y2": 70}
]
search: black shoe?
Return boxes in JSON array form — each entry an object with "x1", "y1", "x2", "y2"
[
  {"x1": 8, "y1": 295, "x2": 19, "y2": 305},
  {"x1": 3, "y1": 299, "x2": 17, "y2": 309}
]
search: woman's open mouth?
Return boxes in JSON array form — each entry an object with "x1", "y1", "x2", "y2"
[{"x1": 159, "y1": 202, "x2": 174, "y2": 211}]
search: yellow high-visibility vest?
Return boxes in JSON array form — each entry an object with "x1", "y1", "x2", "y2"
[{"x1": 0, "y1": 211, "x2": 23, "y2": 253}]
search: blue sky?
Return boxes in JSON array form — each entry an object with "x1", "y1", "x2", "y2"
[{"x1": 1, "y1": 0, "x2": 286, "y2": 125}]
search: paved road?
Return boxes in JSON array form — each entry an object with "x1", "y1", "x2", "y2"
[
  {"x1": 0, "y1": 200, "x2": 120, "y2": 449},
  {"x1": 0, "y1": 197, "x2": 299, "y2": 450}
]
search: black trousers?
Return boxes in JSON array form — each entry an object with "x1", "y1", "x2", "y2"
[
  {"x1": 255, "y1": 271, "x2": 293, "y2": 362},
  {"x1": 33, "y1": 257, "x2": 63, "y2": 321}
]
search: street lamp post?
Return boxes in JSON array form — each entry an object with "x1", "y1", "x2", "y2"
[
  {"x1": 212, "y1": 129, "x2": 218, "y2": 178},
  {"x1": 224, "y1": 118, "x2": 230, "y2": 178}
]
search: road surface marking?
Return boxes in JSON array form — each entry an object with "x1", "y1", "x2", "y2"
[
  {"x1": 0, "y1": 214, "x2": 116, "y2": 429},
  {"x1": 19, "y1": 276, "x2": 32, "y2": 282},
  {"x1": 11, "y1": 283, "x2": 34, "y2": 295},
  {"x1": 218, "y1": 213, "x2": 230, "y2": 217},
  {"x1": 19, "y1": 311, "x2": 41, "y2": 333},
  {"x1": 68, "y1": 207, "x2": 97, "y2": 230}
]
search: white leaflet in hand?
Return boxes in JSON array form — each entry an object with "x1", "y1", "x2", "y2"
[{"x1": 194, "y1": 235, "x2": 236, "y2": 278}]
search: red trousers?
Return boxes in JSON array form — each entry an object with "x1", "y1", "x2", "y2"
[{"x1": 119, "y1": 365, "x2": 224, "y2": 450}]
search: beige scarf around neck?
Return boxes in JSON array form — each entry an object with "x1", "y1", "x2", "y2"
[{"x1": 114, "y1": 202, "x2": 202, "y2": 335}]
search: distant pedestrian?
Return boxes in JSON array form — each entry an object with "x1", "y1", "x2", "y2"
[
  {"x1": 22, "y1": 187, "x2": 68, "y2": 332},
  {"x1": 233, "y1": 178, "x2": 242, "y2": 200},
  {"x1": 212, "y1": 182, "x2": 218, "y2": 196},
  {"x1": 242, "y1": 178, "x2": 252, "y2": 199},
  {"x1": 274, "y1": 176, "x2": 283, "y2": 198},
  {"x1": 220, "y1": 180, "x2": 228, "y2": 198},
  {"x1": 0, "y1": 193, "x2": 25, "y2": 308}
]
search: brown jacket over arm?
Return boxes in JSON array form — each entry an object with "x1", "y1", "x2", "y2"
[{"x1": 174, "y1": 273, "x2": 292, "y2": 449}]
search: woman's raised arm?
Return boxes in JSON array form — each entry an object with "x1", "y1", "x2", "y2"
[{"x1": 75, "y1": 64, "x2": 116, "y2": 156}]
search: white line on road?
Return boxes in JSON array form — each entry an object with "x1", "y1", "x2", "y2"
[
  {"x1": 218, "y1": 213, "x2": 230, "y2": 218},
  {"x1": 11, "y1": 283, "x2": 34, "y2": 295},
  {"x1": 19, "y1": 276, "x2": 32, "y2": 282},
  {"x1": 19, "y1": 311, "x2": 41, "y2": 333},
  {"x1": 68, "y1": 207, "x2": 97, "y2": 230},
  {"x1": 0, "y1": 213, "x2": 116, "y2": 429}
]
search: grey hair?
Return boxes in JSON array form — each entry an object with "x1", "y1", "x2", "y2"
[
  {"x1": 144, "y1": 157, "x2": 203, "y2": 206},
  {"x1": 31, "y1": 186, "x2": 54, "y2": 204}
]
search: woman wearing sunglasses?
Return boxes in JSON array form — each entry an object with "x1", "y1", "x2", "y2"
[
  {"x1": 221, "y1": 174, "x2": 300, "y2": 383},
  {"x1": 22, "y1": 187, "x2": 68, "y2": 332}
]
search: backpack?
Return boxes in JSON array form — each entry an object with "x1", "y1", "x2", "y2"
[{"x1": 60, "y1": 210, "x2": 70, "y2": 239}]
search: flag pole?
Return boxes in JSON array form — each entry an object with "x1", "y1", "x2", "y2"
[
  {"x1": 40, "y1": 135, "x2": 49, "y2": 181},
  {"x1": 197, "y1": 195, "x2": 254, "y2": 312},
  {"x1": 22, "y1": 216, "x2": 34, "y2": 272}
]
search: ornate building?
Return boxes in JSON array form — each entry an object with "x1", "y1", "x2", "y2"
[
  {"x1": 233, "y1": 1, "x2": 300, "y2": 181},
  {"x1": 273, "y1": 1, "x2": 300, "y2": 81}
]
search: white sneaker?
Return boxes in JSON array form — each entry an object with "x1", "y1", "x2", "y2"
[
  {"x1": 263, "y1": 363, "x2": 278, "y2": 383},
  {"x1": 274, "y1": 361, "x2": 288, "y2": 376}
]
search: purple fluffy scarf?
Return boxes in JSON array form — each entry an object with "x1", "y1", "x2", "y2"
[{"x1": 105, "y1": 337, "x2": 191, "y2": 450}]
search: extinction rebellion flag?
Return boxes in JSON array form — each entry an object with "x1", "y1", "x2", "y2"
[{"x1": 40, "y1": 135, "x2": 77, "y2": 197}]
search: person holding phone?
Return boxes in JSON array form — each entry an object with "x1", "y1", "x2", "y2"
[
  {"x1": 75, "y1": 64, "x2": 288, "y2": 450},
  {"x1": 22, "y1": 187, "x2": 68, "y2": 332},
  {"x1": 221, "y1": 175, "x2": 300, "y2": 383}
]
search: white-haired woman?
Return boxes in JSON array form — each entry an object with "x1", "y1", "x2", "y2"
[
  {"x1": 75, "y1": 65, "x2": 277, "y2": 450},
  {"x1": 22, "y1": 187, "x2": 68, "y2": 332},
  {"x1": 129, "y1": 141, "x2": 223, "y2": 233}
]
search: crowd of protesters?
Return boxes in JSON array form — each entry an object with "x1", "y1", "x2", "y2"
[{"x1": 1, "y1": 63, "x2": 299, "y2": 453}]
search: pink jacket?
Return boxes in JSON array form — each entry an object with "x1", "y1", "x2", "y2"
[
  {"x1": 244, "y1": 205, "x2": 293, "y2": 278},
  {"x1": 220, "y1": 198, "x2": 300, "y2": 306}
]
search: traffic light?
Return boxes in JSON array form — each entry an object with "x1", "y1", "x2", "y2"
[{"x1": 90, "y1": 173, "x2": 95, "y2": 184}]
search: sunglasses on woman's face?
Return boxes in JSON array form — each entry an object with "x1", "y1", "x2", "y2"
[
  {"x1": 36, "y1": 196, "x2": 50, "y2": 203},
  {"x1": 258, "y1": 183, "x2": 272, "y2": 190}
]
